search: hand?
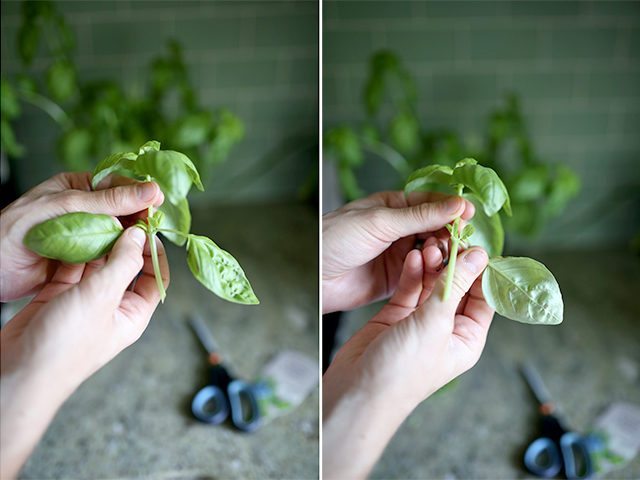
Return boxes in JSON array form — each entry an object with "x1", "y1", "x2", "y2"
[
  {"x1": 0, "y1": 172, "x2": 164, "y2": 302},
  {"x1": 0, "y1": 228, "x2": 170, "y2": 479},
  {"x1": 323, "y1": 246, "x2": 493, "y2": 479},
  {"x1": 322, "y1": 191, "x2": 474, "y2": 313}
]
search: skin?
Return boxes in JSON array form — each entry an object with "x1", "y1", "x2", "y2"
[
  {"x1": 322, "y1": 191, "x2": 494, "y2": 479},
  {"x1": 0, "y1": 173, "x2": 170, "y2": 479}
]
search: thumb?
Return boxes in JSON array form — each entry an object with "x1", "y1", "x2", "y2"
[
  {"x1": 415, "y1": 248, "x2": 488, "y2": 325},
  {"x1": 80, "y1": 227, "x2": 147, "y2": 307},
  {"x1": 370, "y1": 197, "x2": 465, "y2": 241},
  {"x1": 72, "y1": 182, "x2": 163, "y2": 216}
]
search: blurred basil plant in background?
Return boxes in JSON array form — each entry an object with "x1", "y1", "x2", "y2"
[
  {"x1": 324, "y1": 50, "x2": 581, "y2": 236},
  {"x1": 1, "y1": 0, "x2": 243, "y2": 180}
]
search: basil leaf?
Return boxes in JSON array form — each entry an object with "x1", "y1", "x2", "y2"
[
  {"x1": 138, "y1": 140, "x2": 160, "y2": 154},
  {"x1": 482, "y1": 256, "x2": 563, "y2": 325},
  {"x1": 158, "y1": 197, "x2": 191, "y2": 246},
  {"x1": 133, "y1": 150, "x2": 194, "y2": 203},
  {"x1": 45, "y1": 58, "x2": 76, "y2": 102},
  {"x1": 460, "y1": 224, "x2": 475, "y2": 242},
  {"x1": 452, "y1": 163, "x2": 512, "y2": 216},
  {"x1": 91, "y1": 151, "x2": 139, "y2": 189},
  {"x1": 464, "y1": 193, "x2": 504, "y2": 257},
  {"x1": 166, "y1": 150, "x2": 204, "y2": 191},
  {"x1": 186, "y1": 234, "x2": 259, "y2": 305},
  {"x1": 24, "y1": 212, "x2": 123, "y2": 264},
  {"x1": 404, "y1": 165, "x2": 454, "y2": 193}
]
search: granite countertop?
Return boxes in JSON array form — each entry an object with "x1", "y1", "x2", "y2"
[
  {"x1": 335, "y1": 249, "x2": 640, "y2": 479},
  {"x1": 20, "y1": 203, "x2": 319, "y2": 480}
]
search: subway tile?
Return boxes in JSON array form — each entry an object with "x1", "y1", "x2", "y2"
[
  {"x1": 509, "y1": 1, "x2": 586, "y2": 17},
  {"x1": 324, "y1": 29, "x2": 375, "y2": 64},
  {"x1": 468, "y1": 27, "x2": 541, "y2": 60},
  {"x1": 587, "y1": 71, "x2": 640, "y2": 98},
  {"x1": 255, "y1": 13, "x2": 317, "y2": 48},
  {"x1": 550, "y1": 27, "x2": 619, "y2": 59},
  {"x1": 503, "y1": 72, "x2": 576, "y2": 99},
  {"x1": 383, "y1": 29, "x2": 457, "y2": 63}
]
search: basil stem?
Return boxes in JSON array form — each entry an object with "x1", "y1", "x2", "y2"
[
  {"x1": 147, "y1": 206, "x2": 166, "y2": 302},
  {"x1": 443, "y1": 184, "x2": 464, "y2": 301}
]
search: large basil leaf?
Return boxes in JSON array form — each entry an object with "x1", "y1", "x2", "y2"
[
  {"x1": 404, "y1": 165, "x2": 454, "y2": 193},
  {"x1": 186, "y1": 234, "x2": 259, "y2": 305},
  {"x1": 158, "y1": 197, "x2": 191, "y2": 246},
  {"x1": 166, "y1": 150, "x2": 204, "y2": 191},
  {"x1": 464, "y1": 193, "x2": 504, "y2": 257},
  {"x1": 482, "y1": 256, "x2": 563, "y2": 325},
  {"x1": 452, "y1": 163, "x2": 512, "y2": 216},
  {"x1": 24, "y1": 212, "x2": 123, "y2": 264},
  {"x1": 133, "y1": 150, "x2": 194, "y2": 203},
  {"x1": 91, "y1": 151, "x2": 139, "y2": 188}
]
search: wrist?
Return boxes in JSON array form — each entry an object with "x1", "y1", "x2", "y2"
[{"x1": 322, "y1": 382, "x2": 413, "y2": 479}]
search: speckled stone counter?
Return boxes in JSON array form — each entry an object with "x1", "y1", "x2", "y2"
[
  {"x1": 20, "y1": 203, "x2": 319, "y2": 480},
  {"x1": 334, "y1": 250, "x2": 640, "y2": 479}
]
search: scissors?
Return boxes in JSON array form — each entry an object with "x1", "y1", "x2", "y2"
[
  {"x1": 188, "y1": 316, "x2": 269, "y2": 432},
  {"x1": 521, "y1": 363, "x2": 601, "y2": 479}
]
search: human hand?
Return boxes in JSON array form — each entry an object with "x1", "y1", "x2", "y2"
[
  {"x1": 0, "y1": 227, "x2": 170, "y2": 479},
  {"x1": 322, "y1": 246, "x2": 493, "y2": 479},
  {"x1": 322, "y1": 191, "x2": 474, "y2": 313},
  {"x1": 0, "y1": 172, "x2": 164, "y2": 302}
]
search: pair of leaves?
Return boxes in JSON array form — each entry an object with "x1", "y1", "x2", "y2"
[
  {"x1": 92, "y1": 141, "x2": 203, "y2": 247},
  {"x1": 404, "y1": 158, "x2": 512, "y2": 217}
]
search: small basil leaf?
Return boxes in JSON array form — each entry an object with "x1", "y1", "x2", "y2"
[
  {"x1": 464, "y1": 193, "x2": 504, "y2": 257},
  {"x1": 134, "y1": 150, "x2": 194, "y2": 203},
  {"x1": 158, "y1": 197, "x2": 191, "y2": 246},
  {"x1": 24, "y1": 212, "x2": 123, "y2": 264},
  {"x1": 91, "y1": 151, "x2": 139, "y2": 189},
  {"x1": 45, "y1": 59, "x2": 76, "y2": 102},
  {"x1": 455, "y1": 158, "x2": 478, "y2": 169},
  {"x1": 404, "y1": 165, "x2": 454, "y2": 193},
  {"x1": 452, "y1": 163, "x2": 512, "y2": 216},
  {"x1": 482, "y1": 256, "x2": 563, "y2": 325},
  {"x1": 460, "y1": 224, "x2": 475, "y2": 242},
  {"x1": 389, "y1": 110, "x2": 420, "y2": 156},
  {"x1": 138, "y1": 140, "x2": 160, "y2": 154},
  {"x1": 186, "y1": 234, "x2": 259, "y2": 305}
]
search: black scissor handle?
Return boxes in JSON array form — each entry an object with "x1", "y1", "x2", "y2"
[
  {"x1": 227, "y1": 380, "x2": 263, "y2": 432},
  {"x1": 525, "y1": 437, "x2": 563, "y2": 478},
  {"x1": 191, "y1": 385, "x2": 229, "y2": 424}
]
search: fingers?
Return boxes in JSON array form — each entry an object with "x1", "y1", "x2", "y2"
[
  {"x1": 62, "y1": 182, "x2": 164, "y2": 217},
  {"x1": 459, "y1": 276, "x2": 494, "y2": 329},
  {"x1": 413, "y1": 248, "x2": 489, "y2": 330},
  {"x1": 79, "y1": 227, "x2": 147, "y2": 308},
  {"x1": 31, "y1": 262, "x2": 85, "y2": 304},
  {"x1": 368, "y1": 197, "x2": 466, "y2": 243},
  {"x1": 118, "y1": 236, "x2": 170, "y2": 341},
  {"x1": 387, "y1": 249, "x2": 423, "y2": 309}
]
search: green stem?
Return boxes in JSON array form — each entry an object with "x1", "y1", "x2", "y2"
[
  {"x1": 17, "y1": 88, "x2": 72, "y2": 130},
  {"x1": 443, "y1": 184, "x2": 464, "y2": 301},
  {"x1": 148, "y1": 229, "x2": 166, "y2": 303},
  {"x1": 146, "y1": 205, "x2": 166, "y2": 302}
]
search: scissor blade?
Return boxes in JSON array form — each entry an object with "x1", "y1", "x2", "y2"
[
  {"x1": 188, "y1": 315, "x2": 219, "y2": 355},
  {"x1": 520, "y1": 362, "x2": 553, "y2": 406}
]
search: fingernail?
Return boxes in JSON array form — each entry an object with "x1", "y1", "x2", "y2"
[
  {"x1": 444, "y1": 197, "x2": 462, "y2": 214},
  {"x1": 136, "y1": 182, "x2": 156, "y2": 201},
  {"x1": 130, "y1": 227, "x2": 146, "y2": 248},
  {"x1": 462, "y1": 249, "x2": 487, "y2": 273}
]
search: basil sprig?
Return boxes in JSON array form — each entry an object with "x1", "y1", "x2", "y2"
[
  {"x1": 24, "y1": 141, "x2": 259, "y2": 305},
  {"x1": 405, "y1": 158, "x2": 562, "y2": 325}
]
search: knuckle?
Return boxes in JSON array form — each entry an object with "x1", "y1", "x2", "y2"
[
  {"x1": 101, "y1": 187, "x2": 123, "y2": 211},
  {"x1": 54, "y1": 191, "x2": 80, "y2": 210}
]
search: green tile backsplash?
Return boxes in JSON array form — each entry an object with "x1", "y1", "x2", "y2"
[
  {"x1": 323, "y1": 0, "x2": 640, "y2": 249},
  {"x1": 1, "y1": 0, "x2": 318, "y2": 203}
]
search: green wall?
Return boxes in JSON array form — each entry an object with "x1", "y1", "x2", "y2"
[
  {"x1": 323, "y1": 0, "x2": 640, "y2": 248},
  {"x1": 1, "y1": 0, "x2": 318, "y2": 203}
]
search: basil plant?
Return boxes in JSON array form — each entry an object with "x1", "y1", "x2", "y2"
[
  {"x1": 405, "y1": 158, "x2": 562, "y2": 325},
  {"x1": 24, "y1": 141, "x2": 259, "y2": 305}
]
